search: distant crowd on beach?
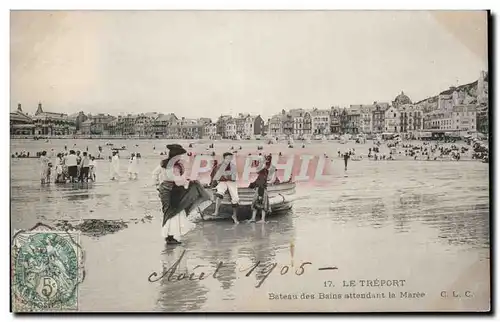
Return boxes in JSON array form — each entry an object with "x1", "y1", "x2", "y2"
[
  {"x1": 17, "y1": 134, "x2": 488, "y2": 186},
  {"x1": 32, "y1": 143, "x2": 143, "y2": 184},
  {"x1": 38, "y1": 149, "x2": 98, "y2": 184}
]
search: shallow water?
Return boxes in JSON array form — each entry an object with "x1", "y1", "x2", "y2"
[{"x1": 10, "y1": 139, "x2": 490, "y2": 312}]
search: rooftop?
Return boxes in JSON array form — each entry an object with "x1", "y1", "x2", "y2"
[
  {"x1": 155, "y1": 113, "x2": 178, "y2": 122},
  {"x1": 32, "y1": 112, "x2": 69, "y2": 121},
  {"x1": 10, "y1": 110, "x2": 33, "y2": 123},
  {"x1": 393, "y1": 91, "x2": 412, "y2": 106}
]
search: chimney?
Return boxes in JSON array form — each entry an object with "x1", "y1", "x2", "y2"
[{"x1": 17, "y1": 103, "x2": 22, "y2": 112}]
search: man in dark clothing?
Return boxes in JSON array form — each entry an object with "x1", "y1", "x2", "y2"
[
  {"x1": 343, "y1": 152, "x2": 350, "y2": 171},
  {"x1": 248, "y1": 155, "x2": 273, "y2": 223}
]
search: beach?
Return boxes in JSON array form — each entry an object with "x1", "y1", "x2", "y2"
[{"x1": 10, "y1": 139, "x2": 490, "y2": 311}]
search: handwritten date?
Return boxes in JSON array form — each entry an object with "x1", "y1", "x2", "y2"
[{"x1": 148, "y1": 250, "x2": 335, "y2": 288}]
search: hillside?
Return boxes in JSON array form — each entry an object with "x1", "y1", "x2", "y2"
[{"x1": 415, "y1": 72, "x2": 487, "y2": 114}]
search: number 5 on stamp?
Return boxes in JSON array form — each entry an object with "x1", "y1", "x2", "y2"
[{"x1": 11, "y1": 224, "x2": 85, "y2": 312}]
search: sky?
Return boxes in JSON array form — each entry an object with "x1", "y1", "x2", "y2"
[{"x1": 10, "y1": 11, "x2": 488, "y2": 120}]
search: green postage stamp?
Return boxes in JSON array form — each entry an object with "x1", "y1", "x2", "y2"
[{"x1": 11, "y1": 223, "x2": 85, "y2": 312}]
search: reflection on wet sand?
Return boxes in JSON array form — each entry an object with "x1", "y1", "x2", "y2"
[
  {"x1": 236, "y1": 216, "x2": 294, "y2": 288},
  {"x1": 155, "y1": 213, "x2": 295, "y2": 311},
  {"x1": 327, "y1": 165, "x2": 489, "y2": 252},
  {"x1": 156, "y1": 246, "x2": 209, "y2": 312}
]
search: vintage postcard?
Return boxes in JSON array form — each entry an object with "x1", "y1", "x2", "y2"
[{"x1": 10, "y1": 10, "x2": 490, "y2": 312}]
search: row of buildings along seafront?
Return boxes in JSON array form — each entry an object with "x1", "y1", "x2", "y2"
[
  {"x1": 10, "y1": 103, "x2": 266, "y2": 139},
  {"x1": 10, "y1": 71, "x2": 488, "y2": 139},
  {"x1": 268, "y1": 71, "x2": 488, "y2": 138},
  {"x1": 269, "y1": 91, "x2": 477, "y2": 139},
  {"x1": 10, "y1": 103, "x2": 77, "y2": 136}
]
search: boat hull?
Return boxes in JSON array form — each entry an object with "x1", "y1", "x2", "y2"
[
  {"x1": 201, "y1": 201, "x2": 293, "y2": 221},
  {"x1": 200, "y1": 182, "x2": 296, "y2": 221}
]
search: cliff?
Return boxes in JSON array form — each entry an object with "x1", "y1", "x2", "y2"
[{"x1": 415, "y1": 71, "x2": 488, "y2": 113}]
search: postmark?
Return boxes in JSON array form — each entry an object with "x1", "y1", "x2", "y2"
[{"x1": 11, "y1": 223, "x2": 85, "y2": 312}]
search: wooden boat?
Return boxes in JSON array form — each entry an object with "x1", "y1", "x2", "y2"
[{"x1": 200, "y1": 182, "x2": 296, "y2": 221}]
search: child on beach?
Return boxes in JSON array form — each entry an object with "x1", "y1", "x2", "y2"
[
  {"x1": 89, "y1": 156, "x2": 97, "y2": 182},
  {"x1": 40, "y1": 151, "x2": 51, "y2": 184},
  {"x1": 54, "y1": 153, "x2": 65, "y2": 183},
  {"x1": 110, "y1": 151, "x2": 120, "y2": 180},
  {"x1": 80, "y1": 152, "x2": 90, "y2": 182},
  {"x1": 128, "y1": 153, "x2": 139, "y2": 180},
  {"x1": 211, "y1": 152, "x2": 239, "y2": 224},
  {"x1": 248, "y1": 155, "x2": 273, "y2": 223}
]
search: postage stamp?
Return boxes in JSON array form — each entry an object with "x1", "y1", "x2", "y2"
[{"x1": 11, "y1": 223, "x2": 85, "y2": 312}]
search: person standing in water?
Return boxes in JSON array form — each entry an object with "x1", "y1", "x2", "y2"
[
  {"x1": 65, "y1": 150, "x2": 78, "y2": 183},
  {"x1": 89, "y1": 156, "x2": 96, "y2": 182},
  {"x1": 153, "y1": 146, "x2": 186, "y2": 245},
  {"x1": 76, "y1": 150, "x2": 82, "y2": 182},
  {"x1": 211, "y1": 152, "x2": 239, "y2": 224},
  {"x1": 54, "y1": 153, "x2": 65, "y2": 183},
  {"x1": 152, "y1": 144, "x2": 211, "y2": 245},
  {"x1": 110, "y1": 151, "x2": 120, "y2": 180},
  {"x1": 39, "y1": 151, "x2": 51, "y2": 184},
  {"x1": 248, "y1": 155, "x2": 272, "y2": 223},
  {"x1": 80, "y1": 152, "x2": 90, "y2": 182},
  {"x1": 343, "y1": 150, "x2": 350, "y2": 171},
  {"x1": 128, "y1": 153, "x2": 139, "y2": 180}
]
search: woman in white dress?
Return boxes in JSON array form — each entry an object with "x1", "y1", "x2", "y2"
[
  {"x1": 127, "y1": 153, "x2": 139, "y2": 180},
  {"x1": 54, "y1": 153, "x2": 64, "y2": 183},
  {"x1": 39, "y1": 151, "x2": 51, "y2": 184},
  {"x1": 110, "y1": 151, "x2": 120, "y2": 180},
  {"x1": 89, "y1": 156, "x2": 97, "y2": 182}
]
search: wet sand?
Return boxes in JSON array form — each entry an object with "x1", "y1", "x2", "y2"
[{"x1": 10, "y1": 139, "x2": 490, "y2": 312}]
